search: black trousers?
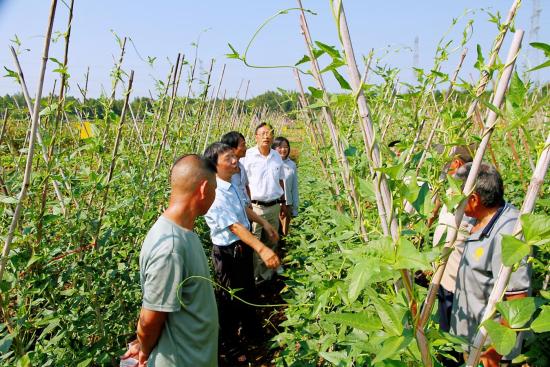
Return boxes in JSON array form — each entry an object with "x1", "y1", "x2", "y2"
[
  {"x1": 437, "y1": 286, "x2": 454, "y2": 333},
  {"x1": 212, "y1": 241, "x2": 257, "y2": 342}
]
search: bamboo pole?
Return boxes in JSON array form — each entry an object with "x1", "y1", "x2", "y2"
[
  {"x1": 297, "y1": 0, "x2": 363, "y2": 228},
  {"x1": 415, "y1": 48, "x2": 468, "y2": 175},
  {"x1": 127, "y1": 102, "x2": 148, "y2": 157},
  {"x1": 190, "y1": 58, "x2": 215, "y2": 146},
  {"x1": 77, "y1": 66, "x2": 90, "y2": 105},
  {"x1": 145, "y1": 65, "x2": 175, "y2": 168},
  {"x1": 465, "y1": 0, "x2": 521, "y2": 123},
  {"x1": 153, "y1": 53, "x2": 182, "y2": 171},
  {"x1": 93, "y1": 71, "x2": 134, "y2": 245},
  {"x1": 0, "y1": 109, "x2": 10, "y2": 202},
  {"x1": 331, "y1": 1, "x2": 400, "y2": 235},
  {"x1": 402, "y1": 66, "x2": 444, "y2": 168},
  {"x1": 202, "y1": 63, "x2": 226, "y2": 151},
  {"x1": 415, "y1": 30, "x2": 524, "y2": 367},
  {"x1": 293, "y1": 69, "x2": 339, "y2": 195},
  {"x1": 0, "y1": 0, "x2": 58, "y2": 283},
  {"x1": 110, "y1": 37, "x2": 127, "y2": 102},
  {"x1": 332, "y1": 0, "x2": 417, "y2": 317},
  {"x1": 10, "y1": 46, "x2": 67, "y2": 215},
  {"x1": 53, "y1": 0, "x2": 74, "y2": 126},
  {"x1": 0, "y1": 108, "x2": 8, "y2": 146}
]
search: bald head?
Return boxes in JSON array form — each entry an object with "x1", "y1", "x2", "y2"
[{"x1": 170, "y1": 154, "x2": 216, "y2": 196}]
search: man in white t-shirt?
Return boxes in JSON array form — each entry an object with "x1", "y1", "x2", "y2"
[{"x1": 242, "y1": 123, "x2": 288, "y2": 283}]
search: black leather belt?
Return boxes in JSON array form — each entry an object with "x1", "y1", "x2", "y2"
[{"x1": 251, "y1": 199, "x2": 280, "y2": 207}]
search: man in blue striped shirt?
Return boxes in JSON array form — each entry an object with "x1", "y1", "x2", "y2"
[{"x1": 203, "y1": 142, "x2": 280, "y2": 364}]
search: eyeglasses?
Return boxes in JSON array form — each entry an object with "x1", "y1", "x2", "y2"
[{"x1": 256, "y1": 131, "x2": 273, "y2": 137}]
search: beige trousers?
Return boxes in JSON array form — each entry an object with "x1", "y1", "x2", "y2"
[{"x1": 251, "y1": 203, "x2": 280, "y2": 282}]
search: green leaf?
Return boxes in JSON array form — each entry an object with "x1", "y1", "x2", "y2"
[
  {"x1": 496, "y1": 297, "x2": 536, "y2": 329},
  {"x1": 474, "y1": 44, "x2": 485, "y2": 70},
  {"x1": 507, "y1": 72, "x2": 526, "y2": 106},
  {"x1": 307, "y1": 99, "x2": 328, "y2": 109},
  {"x1": 376, "y1": 163, "x2": 404, "y2": 180},
  {"x1": 520, "y1": 214, "x2": 550, "y2": 244},
  {"x1": 348, "y1": 259, "x2": 378, "y2": 302},
  {"x1": 0, "y1": 333, "x2": 13, "y2": 353},
  {"x1": 323, "y1": 311, "x2": 382, "y2": 332},
  {"x1": 358, "y1": 179, "x2": 376, "y2": 202},
  {"x1": 365, "y1": 288, "x2": 404, "y2": 336},
  {"x1": 39, "y1": 103, "x2": 59, "y2": 117},
  {"x1": 76, "y1": 357, "x2": 93, "y2": 367},
  {"x1": 500, "y1": 235, "x2": 530, "y2": 267},
  {"x1": 528, "y1": 59, "x2": 550, "y2": 72},
  {"x1": 320, "y1": 59, "x2": 346, "y2": 74},
  {"x1": 295, "y1": 54, "x2": 310, "y2": 66},
  {"x1": 0, "y1": 196, "x2": 18, "y2": 204},
  {"x1": 344, "y1": 146, "x2": 357, "y2": 157},
  {"x1": 374, "y1": 360, "x2": 407, "y2": 367},
  {"x1": 531, "y1": 306, "x2": 550, "y2": 333},
  {"x1": 38, "y1": 318, "x2": 60, "y2": 340},
  {"x1": 225, "y1": 43, "x2": 240, "y2": 59},
  {"x1": 3, "y1": 67, "x2": 20, "y2": 82},
  {"x1": 529, "y1": 42, "x2": 550, "y2": 57},
  {"x1": 307, "y1": 86, "x2": 324, "y2": 99},
  {"x1": 372, "y1": 335, "x2": 413, "y2": 364},
  {"x1": 394, "y1": 238, "x2": 430, "y2": 270},
  {"x1": 319, "y1": 351, "x2": 347, "y2": 366},
  {"x1": 480, "y1": 99, "x2": 502, "y2": 117},
  {"x1": 331, "y1": 69, "x2": 352, "y2": 90},
  {"x1": 314, "y1": 41, "x2": 340, "y2": 59},
  {"x1": 482, "y1": 319, "x2": 516, "y2": 356},
  {"x1": 16, "y1": 354, "x2": 31, "y2": 367}
]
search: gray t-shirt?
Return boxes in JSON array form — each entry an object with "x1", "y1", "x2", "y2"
[
  {"x1": 451, "y1": 203, "x2": 531, "y2": 354},
  {"x1": 139, "y1": 216, "x2": 218, "y2": 367}
]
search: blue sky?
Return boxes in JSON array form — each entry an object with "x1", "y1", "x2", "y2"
[{"x1": 0, "y1": 0, "x2": 547, "y2": 98}]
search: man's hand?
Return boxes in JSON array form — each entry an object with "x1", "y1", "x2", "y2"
[
  {"x1": 264, "y1": 222, "x2": 279, "y2": 242},
  {"x1": 480, "y1": 347, "x2": 501, "y2": 367},
  {"x1": 258, "y1": 245, "x2": 280, "y2": 269},
  {"x1": 280, "y1": 203, "x2": 290, "y2": 219},
  {"x1": 120, "y1": 340, "x2": 140, "y2": 366}
]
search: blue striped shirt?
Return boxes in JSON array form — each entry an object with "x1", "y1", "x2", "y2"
[{"x1": 205, "y1": 177, "x2": 250, "y2": 246}]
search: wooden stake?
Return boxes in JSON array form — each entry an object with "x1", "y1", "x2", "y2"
[
  {"x1": 0, "y1": 0, "x2": 58, "y2": 283},
  {"x1": 93, "y1": 71, "x2": 135, "y2": 245},
  {"x1": 297, "y1": 0, "x2": 363, "y2": 229},
  {"x1": 10, "y1": 46, "x2": 68, "y2": 215}
]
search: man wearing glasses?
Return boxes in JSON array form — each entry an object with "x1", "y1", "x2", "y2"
[{"x1": 242, "y1": 123, "x2": 288, "y2": 284}]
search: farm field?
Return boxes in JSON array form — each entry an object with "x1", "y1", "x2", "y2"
[{"x1": 0, "y1": 0, "x2": 549, "y2": 366}]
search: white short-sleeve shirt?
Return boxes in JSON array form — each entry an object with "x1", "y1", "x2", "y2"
[{"x1": 242, "y1": 146, "x2": 284, "y2": 202}]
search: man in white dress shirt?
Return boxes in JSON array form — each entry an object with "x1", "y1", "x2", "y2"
[{"x1": 242, "y1": 123, "x2": 288, "y2": 283}]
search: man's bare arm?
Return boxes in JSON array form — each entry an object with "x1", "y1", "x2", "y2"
[
  {"x1": 229, "y1": 222, "x2": 280, "y2": 269},
  {"x1": 137, "y1": 308, "x2": 168, "y2": 359},
  {"x1": 245, "y1": 207, "x2": 279, "y2": 242}
]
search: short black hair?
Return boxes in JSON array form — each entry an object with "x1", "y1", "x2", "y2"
[
  {"x1": 455, "y1": 162, "x2": 505, "y2": 208},
  {"x1": 272, "y1": 136, "x2": 290, "y2": 151},
  {"x1": 388, "y1": 140, "x2": 401, "y2": 148},
  {"x1": 255, "y1": 122, "x2": 273, "y2": 134},
  {"x1": 220, "y1": 131, "x2": 245, "y2": 149},
  {"x1": 452, "y1": 145, "x2": 475, "y2": 164},
  {"x1": 203, "y1": 142, "x2": 233, "y2": 167}
]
